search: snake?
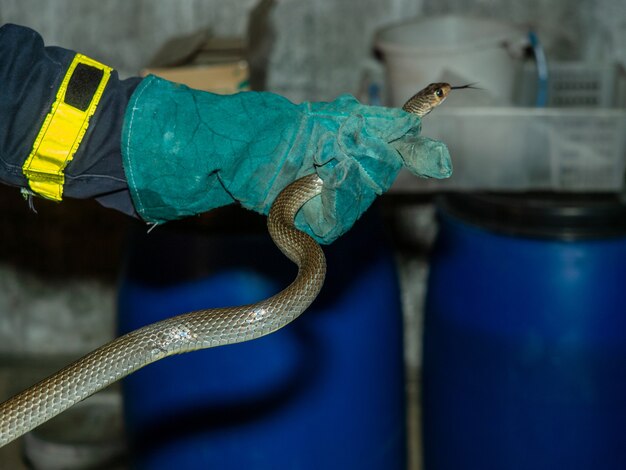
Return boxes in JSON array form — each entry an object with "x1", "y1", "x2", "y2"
[{"x1": 0, "y1": 82, "x2": 459, "y2": 447}]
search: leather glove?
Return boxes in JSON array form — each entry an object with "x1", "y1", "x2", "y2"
[{"x1": 122, "y1": 75, "x2": 452, "y2": 244}]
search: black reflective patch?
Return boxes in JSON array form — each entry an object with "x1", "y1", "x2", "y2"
[{"x1": 64, "y1": 63, "x2": 104, "y2": 111}]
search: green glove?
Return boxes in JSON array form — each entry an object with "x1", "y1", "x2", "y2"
[{"x1": 121, "y1": 75, "x2": 451, "y2": 244}]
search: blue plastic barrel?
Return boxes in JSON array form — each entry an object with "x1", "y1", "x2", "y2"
[
  {"x1": 423, "y1": 193, "x2": 626, "y2": 470},
  {"x1": 118, "y1": 209, "x2": 406, "y2": 469}
]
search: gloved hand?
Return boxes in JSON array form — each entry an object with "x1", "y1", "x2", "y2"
[{"x1": 122, "y1": 75, "x2": 451, "y2": 244}]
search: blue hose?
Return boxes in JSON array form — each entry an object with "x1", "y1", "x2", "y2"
[{"x1": 528, "y1": 30, "x2": 549, "y2": 107}]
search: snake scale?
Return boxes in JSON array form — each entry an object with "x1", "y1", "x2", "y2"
[{"x1": 0, "y1": 83, "x2": 457, "y2": 446}]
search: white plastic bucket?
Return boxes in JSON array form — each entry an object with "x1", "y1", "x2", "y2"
[{"x1": 376, "y1": 15, "x2": 526, "y2": 107}]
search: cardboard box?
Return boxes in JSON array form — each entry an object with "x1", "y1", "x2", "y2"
[
  {"x1": 142, "y1": 29, "x2": 249, "y2": 94},
  {"x1": 142, "y1": 61, "x2": 249, "y2": 94}
]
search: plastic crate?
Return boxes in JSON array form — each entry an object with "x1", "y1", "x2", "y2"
[{"x1": 518, "y1": 61, "x2": 626, "y2": 108}]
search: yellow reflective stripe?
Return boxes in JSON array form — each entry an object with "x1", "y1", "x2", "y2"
[{"x1": 22, "y1": 54, "x2": 112, "y2": 201}]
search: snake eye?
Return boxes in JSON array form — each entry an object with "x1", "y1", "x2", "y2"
[{"x1": 435, "y1": 88, "x2": 444, "y2": 98}]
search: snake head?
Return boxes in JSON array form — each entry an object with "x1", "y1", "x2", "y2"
[
  {"x1": 422, "y1": 82, "x2": 453, "y2": 107},
  {"x1": 407, "y1": 82, "x2": 481, "y2": 115},
  {"x1": 402, "y1": 82, "x2": 456, "y2": 115}
]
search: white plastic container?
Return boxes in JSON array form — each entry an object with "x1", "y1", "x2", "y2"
[{"x1": 376, "y1": 15, "x2": 526, "y2": 107}]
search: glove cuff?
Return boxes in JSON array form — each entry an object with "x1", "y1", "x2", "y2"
[{"x1": 122, "y1": 76, "x2": 228, "y2": 223}]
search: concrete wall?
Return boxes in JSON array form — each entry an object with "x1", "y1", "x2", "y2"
[
  {"x1": 0, "y1": 0, "x2": 421, "y2": 101},
  {"x1": 0, "y1": 0, "x2": 258, "y2": 77},
  {"x1": 3, "y1": 0, "x2": 625, "y2": 101}
]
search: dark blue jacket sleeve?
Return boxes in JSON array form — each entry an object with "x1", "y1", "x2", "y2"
[{"x1": 0, "y1": 23, "x2": 142, "y2": 216}]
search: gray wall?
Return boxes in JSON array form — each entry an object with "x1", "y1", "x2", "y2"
[
  {"x1": 0, "y1": 0, "x2": 259, "y2": 77},
  {"x1": 0, "y1": 0, "x2": 421, "y2": 101},
  {"x1": 2, "y1": 0, "x2": 625, "y2": 101}
]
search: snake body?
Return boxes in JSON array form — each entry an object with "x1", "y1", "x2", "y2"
[{"x1": 0, "y1": 84, "x2": 452, "y2": 447}]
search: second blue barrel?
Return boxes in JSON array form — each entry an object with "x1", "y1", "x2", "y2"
[
  {"x1": 118, "y1": 208, "x2": 406, "y2": 469},
  {"x1": 422, "y1": 193, "x2": 626, "y2": 470}
]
